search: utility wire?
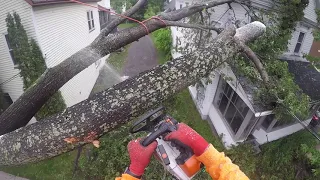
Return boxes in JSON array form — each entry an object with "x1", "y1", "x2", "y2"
[
  {"x1": 0, "y1": 73, "x2": 20, "y2": 86},
  {"x1": 285, "y1": 106, "x2": 320, "y2": 142}
]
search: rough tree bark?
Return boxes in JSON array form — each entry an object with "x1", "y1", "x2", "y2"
[
  {"x1": 0, "y1": 0, "x2": 235, "y2": 136},
  {"x1": 0, "y1": 22, "x2": 266, "y2": 166}
]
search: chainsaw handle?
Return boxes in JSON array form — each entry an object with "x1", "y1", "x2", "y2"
[
  {"x1": 142, "y1": 128, "x2": 166, "y2": 146},
  {"x1": 142, "y1": 121, "x2": 177, "y2": 146}
]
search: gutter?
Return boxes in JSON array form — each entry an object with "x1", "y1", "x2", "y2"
[{"x1": 24, "y1": 0, "x2": 100, "y2": 7}]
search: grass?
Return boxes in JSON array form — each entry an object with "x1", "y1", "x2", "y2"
[
  {"x1": 107, "y1": 45, "x2": 130, "y2": 74},
  {"x1": 150, "y1": 32, "x2": 171, "y2": 65},
  {"x1": 0, "y1": 151, "x2": 79, "y2": 180},
  {"x1": 165, "y1": 90, "x2": 224, "y2": 150},
  {"x1": 118, "y1": 23, "x2": 138, "y2": 29}
]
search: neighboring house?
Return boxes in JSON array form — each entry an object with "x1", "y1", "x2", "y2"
[
  {"x1": 166, "y1": 0, "x2": 320, "y2": 148},
  {"x1": 0, "y1": 0, "x2": 112, "y2": 118}
]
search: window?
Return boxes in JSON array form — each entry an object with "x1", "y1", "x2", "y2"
[
  {"x1": 180, "y1": 4, "x2": 183, "y2": 9},
  {"x1": 4, "y1": 93, "x2": 13, "y2": 105},
  {"x1": 5, "y1": 34, "x2": 17, "y2": 65},
  {"x1": 294, "y1": 32, "x2": 305, "y2": 53},
  {"x1": 1, "y1": 93, "x2": 13, "y2": 111},
  {"x1": 99, "y1": 10, "x2": 110, "y2": 30},
  {"x1": 261, "y1": 114, "x2": 294, "y2": 132},
  {"x1": 215, "y1": 80, "x2": 249, "y2": 134},
  {"x1": 262, "y1": 114, "x2": 275, "y2": 130},
  {"x1": 87, "y1": 10, "x2": 95, "y2": 32}
]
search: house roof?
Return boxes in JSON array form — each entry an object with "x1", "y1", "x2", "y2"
[
  {"x1": 24, "y1": 0, "x2": 101, "y2": 6},
  {"x1": 233, "y1": 71, "x2": 273, "y2": 113},
  {"x1": 286, "y1": 60, "x2": 320, "y2": 101},
  {"x1": 233, "y1": 60, "x2": 320, "y2": 114}
]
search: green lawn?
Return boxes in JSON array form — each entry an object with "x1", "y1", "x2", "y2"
[
  {"x1": 107, "y1": 45, "x2": 130, "y2": 74},
  {"x1": 0, "y1": 151, "x2": 79, "y2": 180}
]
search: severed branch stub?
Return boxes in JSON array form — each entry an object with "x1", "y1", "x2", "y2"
[
  {"x1": 234, "y1": 21, "x2": 270, "y2": 85},
  {"x1": 0, "y1": 22, "x2": 266, "y2": 166}
]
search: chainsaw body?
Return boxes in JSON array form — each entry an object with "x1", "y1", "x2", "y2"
[{"x1": 130, "y1": 107, "x2": 202, "y2": 180}]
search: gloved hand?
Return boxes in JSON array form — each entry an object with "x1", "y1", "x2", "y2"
[
  {"x1": 165, "y1": 123, "x2": 209, "y2": 156},
  {"x1": 128, "y1": 138, "x2": 157, "y2": 176}
]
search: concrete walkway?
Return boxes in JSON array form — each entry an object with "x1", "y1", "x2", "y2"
[
  {"x1": 0, "y1": 171, "x2": 28, "y2": 180},
  {"x1": 123, "y1": 35, "x2": 158, "y2": 77}
]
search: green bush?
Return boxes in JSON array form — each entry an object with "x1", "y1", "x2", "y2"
[
  {"x1": 256, "y1": 131, "x2": 319, "y2": 180},
  {"x1": 6, "y1": 12, "x2": 66, "y2": 119},
  {"x1": 151, "y1": 28, "x2": 173, "y2": 64}
]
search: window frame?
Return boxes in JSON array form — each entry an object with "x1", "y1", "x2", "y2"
[
  {"x1": 293, "y1": 31, "x2": 306, "y2": 54},
  {"x1": 4, "y1": 34, "x2": 18, "y2": 66},
  {"x1": 261, "y1": 114, "x2": 296, "y2": 132},
  {"x1": 214, "y1": 78, "x2": 251, "y2": 137},
  {"x1": 87, "y1": 10, "x2": 95, "y2": 32}
]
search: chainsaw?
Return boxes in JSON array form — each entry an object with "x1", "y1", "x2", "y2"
[{"x1": 130, "y1": 107, "x2": 203, "y2": 180}]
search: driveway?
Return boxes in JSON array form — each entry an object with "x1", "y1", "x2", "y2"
[
  {"x1": 0, "y1": 171, "x2": 28, "y2": 180},
  {"x1": 90, "y1": 63, "x2": 122, "y2": 96},
  {"x1": 123, "y1": 35, "x2": 158, "y2": 77}
]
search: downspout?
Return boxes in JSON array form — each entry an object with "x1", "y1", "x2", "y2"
[{"x1": 244, "y1": 112, "x2": 262, "y2": 141}]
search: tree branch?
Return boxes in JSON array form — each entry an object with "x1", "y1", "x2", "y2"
[
  {"x1": 0, "y1": 0, "x2": 235, "y2": 135},
  {"x1": 237, "y1": 40, "x2": 270, "y2": 84},
  {"x1": 164, "y1": 20, "x2": 222, "y2": 32},
  {"x1": 100, "y1": 0, "x2": 147, "y2": 37},
  {"x1": 0, "y1": 22, "x2": 266, "y2": 166}
]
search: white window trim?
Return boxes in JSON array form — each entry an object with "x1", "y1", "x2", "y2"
[
  {"x1": 213, "y1": 78, "x2": 253, "y2": 140},
  {"x1": 87, "y1": 10, "x2": 95, "y2": 32},
  {"x1": 293, "y1": 31, "x2": 306, "y2": 56}
]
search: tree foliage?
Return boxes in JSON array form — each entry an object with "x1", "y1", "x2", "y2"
[
  {"x1": 152, "y1": 28, "x2": 172, "y2": 64},
  {"x1": 111, "y1": 0, "x2": 147, "y2": 20},
  {"x1": 238, "y1": 0, "x2": 310, "y2": 120},
  {"x1": 143, "y1": 0, "x2": 164, "y2": 19},
  {"x1": 6, "y1": 12, "x2": 66, "y2": 119}
]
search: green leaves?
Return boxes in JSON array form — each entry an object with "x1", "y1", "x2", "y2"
[
  {"x1": 6, "y1": 12, "x2": 66, "y2": 119},
  {"x1": 236, "y1": 0, "x2": 311, "y2": 121}
]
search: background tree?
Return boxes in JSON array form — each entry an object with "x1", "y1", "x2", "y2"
[
  {"x1": 111, "y1": 0, "x2": 147, "y2": 20},
  {"x1": 5, "y1": 12, "x2": 66, "y2": 119}
]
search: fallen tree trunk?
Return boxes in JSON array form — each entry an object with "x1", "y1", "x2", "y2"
[
  {"x1": 0, "y1": 22, "x2": 265, "y2": 166},
  {"x1": 0, "y1": 0, "x2": 234, "y2": 136}
]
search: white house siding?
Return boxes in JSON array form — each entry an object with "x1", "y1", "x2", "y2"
[
  {"x1": 283, "y1": 23, "x2": 314, "y2": 61},
  {"x1": 252, "y1": 118, "x2": 312, "y2": 144},
  {"x1": 0, "y1": 0, "x2": 36, "y2": 102},
  {"x1": 32, "y1": 2, "x2": 103, "y2": 107},
  {"x1": 304, "y1": 0, "x2": 317, "y2": 23}
]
